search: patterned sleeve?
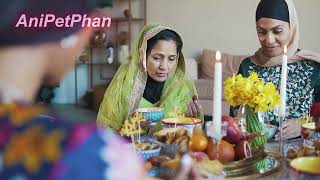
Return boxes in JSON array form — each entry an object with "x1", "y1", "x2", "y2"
[
  {"x1": 0, "y1": 104, "x2": 145, "y2": 180},
  {"x1": 313, "y1": 62, "x2": 320, "y2": 102},
  {"x1": 52, "y1": 129, "x2": 146, "y2": 180}
]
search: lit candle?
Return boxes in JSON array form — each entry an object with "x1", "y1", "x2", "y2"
[
  {"x1": 213, "y1": 51, "x2": 222, "y2": 140},
  {"x1": 279, "y1": 46, "x2": 288, "y2": 118}
]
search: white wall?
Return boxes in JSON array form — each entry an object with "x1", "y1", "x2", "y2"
[{"x1": 146, "y1": 0, "x2": 320, "y2": 58}]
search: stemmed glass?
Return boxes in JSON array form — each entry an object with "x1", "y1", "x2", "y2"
[{"x1": 273, "y1": 106, "x2": 290, "y2": 155}]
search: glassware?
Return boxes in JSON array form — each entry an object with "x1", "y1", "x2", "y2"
[
  {"x1": 274, "y1": 106, "x2": 290, "y2": 155},
  {"x1": 234, "y1": 105, "x2": 247, "y2": 134},
  {"x1": 235, "y1": 105, "x2": 268, "y2": 150}
]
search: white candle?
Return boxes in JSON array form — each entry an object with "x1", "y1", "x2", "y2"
[
  {"x1": 213, "y1": 51, "x2": 222, "y2": 140},
  {"x1": 279, "y1": 46, "x2": 288, "y2": 118}
]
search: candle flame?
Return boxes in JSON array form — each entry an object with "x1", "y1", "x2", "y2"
[
  {"x1": 216, "y1": 51, "x2": 221, "y2": 61},
  {"x1": 284, "y1": 45, "x2": 287, "y2": 54}
]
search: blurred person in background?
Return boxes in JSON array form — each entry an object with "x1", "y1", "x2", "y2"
[{"x1": 0, "y1": 0, "x2": 146, "y2": 179}]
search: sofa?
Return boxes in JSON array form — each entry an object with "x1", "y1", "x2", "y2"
[{"x1": 185, "y1": 49, "x2": 248, "y2": 117}]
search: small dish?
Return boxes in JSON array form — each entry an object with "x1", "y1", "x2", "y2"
[{"x1": 289, "y1": 157, "x2": 320, "y2": 179}]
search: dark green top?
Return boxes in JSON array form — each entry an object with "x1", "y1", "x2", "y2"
[{"x1": 233, "y1": 58, "x2": 320, "y2": 126}]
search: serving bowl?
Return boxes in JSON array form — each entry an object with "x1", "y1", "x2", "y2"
[{"x1": 136, "y1": 107, "x2": 164, "y2": 124}]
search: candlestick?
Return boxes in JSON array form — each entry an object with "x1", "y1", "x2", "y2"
[
  {"x1": 279, "y1": 45, "x2": 288, "y2": 155},
  {"x1": 213, "y1": 51, "x2": 222, "y2": 140},
  {"x1": 279, "y1": 45, "x2": 288, "y2": 118}
]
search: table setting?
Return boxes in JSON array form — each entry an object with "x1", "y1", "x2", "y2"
[{"x1": 117, "y1": 50, "x2": 320, "y2": 180}]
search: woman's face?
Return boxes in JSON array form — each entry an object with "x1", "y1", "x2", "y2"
[
  {"x1": 256, "y1": 18, "x2": 290, "y2": 57},
  {"x1": 146, "y1": 40, "x2": 178, "y2": 82}
]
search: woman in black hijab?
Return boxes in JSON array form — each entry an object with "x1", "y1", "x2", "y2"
[{"x1": 234, "y1": 0, "x2": 320, "y2": 140}]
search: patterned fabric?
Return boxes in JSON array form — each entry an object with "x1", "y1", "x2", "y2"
[
  {"x1": 97, "y1": 24, "x2": 201, "y2": 131},
  {"x1": 237, "y1": 58, "x2": 320, "y2": 125},
  {"x1": 0, "y1": 103, "x2": 144, "y2": 180}
]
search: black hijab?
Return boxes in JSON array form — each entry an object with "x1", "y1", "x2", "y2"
[
  {"x1": 143, "y1": 76, "x2": 165, "y2": 104},
  {"x1": 256, "y1": 0, "x2": 290, "y2": 23}
]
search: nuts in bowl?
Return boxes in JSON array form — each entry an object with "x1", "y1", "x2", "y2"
[{"x1": 135, "y1": 143, "x2": 161, "y2": 160}]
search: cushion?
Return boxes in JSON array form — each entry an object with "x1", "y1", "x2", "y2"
[
  {"x1": 194, "y1": 79, "x2": 213, "y2": 100},
  {"x1": 198, "y1": 49, "x2": 247, "y2": 80},
  {"x1": 184, "y1": 58, "x2": 198, "y2": 80},
  {"x1": 198, "y1": 99, "x2": 230, "y2": 116}
]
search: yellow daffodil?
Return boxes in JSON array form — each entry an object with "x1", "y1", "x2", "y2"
[{"x1": 224, "y1": 72, "x2": 280, "y2": 112}]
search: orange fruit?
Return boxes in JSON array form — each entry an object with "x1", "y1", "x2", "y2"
[
  {"x1": 206, "y1": 139, "x2": 235, "y2": 163},
  {"x1": 188, "y1": 134, "x2": 209, "y2": 152}
]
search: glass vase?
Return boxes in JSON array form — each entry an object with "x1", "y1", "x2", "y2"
[{"x1": 236, "y1": 105, "x2": 268, "y2": 149}]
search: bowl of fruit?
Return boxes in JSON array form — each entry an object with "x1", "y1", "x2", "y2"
[{"x1": 204, "y1": 116, "x2": 275, "y2": 177}]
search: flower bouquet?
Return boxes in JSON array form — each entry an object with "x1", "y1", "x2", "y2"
[{"x1": 224, "y1": 72, "x2": 280, "y2": 149}]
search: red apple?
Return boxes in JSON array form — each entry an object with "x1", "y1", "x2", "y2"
[{"x1": 222, "y1": 116, "x2": 243, "y2": 144}]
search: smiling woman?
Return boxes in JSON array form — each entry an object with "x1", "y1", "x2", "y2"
[
  {"x1": 97, "y1": 24, "x2": 203, "y2": 131},
  {"x1": 232, "y1": 0, "x2": 320, "y2": 141}
]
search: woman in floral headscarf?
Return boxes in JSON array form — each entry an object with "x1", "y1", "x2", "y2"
[
  {"x1": 97, "y1": 24, "x2": 203, "y2": 131},
  {"x1": 235, "y1": 0, "x2": 320, "y2": 140}
]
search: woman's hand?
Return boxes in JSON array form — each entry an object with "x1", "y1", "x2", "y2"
[
  {"x1": 275, "y1": 119, "x2": 301, "y2": 141},
  {"x1": 186, "y1": 96, "x2": 202, "y2": 118},
  {"x1": 172, "y1": 155, "x2": 202, "y2": 180}
]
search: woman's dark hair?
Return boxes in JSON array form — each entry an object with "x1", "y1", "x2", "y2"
[{"x1": 146, "y1": 29, "x2": 183, "y2": 56}]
